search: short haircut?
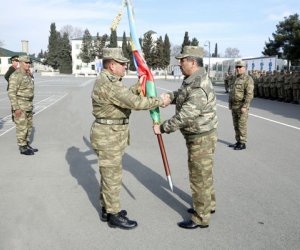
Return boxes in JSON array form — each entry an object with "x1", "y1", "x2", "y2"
[
  {"x1": 186, "y1": 56, "x2": 203, "y2": 67},
  {"x1": 103, "y1": 59, "x2": 114, "y2": 69}
]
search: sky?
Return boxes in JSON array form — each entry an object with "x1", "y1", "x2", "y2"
[{"x1": 1, "y1": 0, "x2": 299, "y2": 58}]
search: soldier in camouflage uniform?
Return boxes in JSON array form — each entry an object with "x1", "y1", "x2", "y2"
[
  {"x1": 90, "y1": 48, "x2": 170, "y2": 230},
  {"x1": 228, "y1": 61, "x2": 254, "y2": 150},
  {"x1": 276, "y1": 70, "x2": 285, "y2": 102},
  {"x1": 257, "y1": 71, "x2": 265, "y2": 98},
  {"x1": 153, "y1": 46, "x2": 218, "y2": 229},
  {"x1": 284, "y1": 71, "x2": 292, "y2": 102},
  {"x1": 7, "y1": 55, "x2": 38, "y2": 155},
  {"x1": 263, "y1": 71, "x2": 271, "y2": 99},
  {"x1": 270, "y1": 70, "x2": 278, "y2": 100},
  {"x1": 291, "y1": 71, "x2": 300, "y2": 104}
]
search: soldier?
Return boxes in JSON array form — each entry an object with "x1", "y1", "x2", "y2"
[
  {"x1": 153, "y1": 46, "x2": 218, "y2": 229},
  {"x1": 224, "y1": 72, "x2": 229, "y2": 93},
  {"x1": 284, "y1": 71, "x2": 292, "y2": 102},
  {"x1": 291, "y1": 71, "x2": 300, "y2": 104},
  {"x1": 263, "y1": 71, "x2": 271, "y2": 99},
  {"x1": 90, "y1": 48, "x2": 170, "y2": 230},
  {"x1": 228, "y1": 60, "x2": 254, "y2": 150},
  {"x1": 269, "y1": 70, "x2": 278, "y2": 100},
  {"x1": 5, "y1": 55, "x2": 19, "y2": 90},
  {"x1": 251, "y1": 70, "x2": 259, "y2": 97},
  {"x1": 7, "y1": 55, "x2": 38, "y2": 155},
  {"x1": 276, "y1": 70, "x2": 285, "y2": 102},
  {"x1": 257, "y1": 71, "x2": 265, "y2": 98}
]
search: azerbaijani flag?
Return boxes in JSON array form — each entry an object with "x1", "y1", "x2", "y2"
[{"x1": 125, "y1": 0, "x2": 160, "y2": 124}]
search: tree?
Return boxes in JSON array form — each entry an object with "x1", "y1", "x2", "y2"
[
  {"x1": 45, "y1": 23, "x2": 61, "y2": 69},
  {"x1": 191, "y1": 37, "x2": 199, "y2": 46},
  {"x1": 122, "y1": 31, "x2": 130, "y2": 59},
  {"x1": 163, "y1": 34, "x2": 171, "y2": 69},
  {"x1": 181, "y1": 31, "x2": 191, "y2": 52},
  {"x1": 152, "y1": 36, "x2": 164, "y2": 70},
  {"x1": 142, "y1": 31, "x2": 154, "y2": 68},
  {"x1": 109, "y1": 29, "x2": 118, "y2": 48},
  {"x1": 94, "y1": 32, "x2": 108, "y2": 59},
  {"x1": 224, "y1": 47, "x2": 240, "y2": 58},
  {"x1": 60, "y1": 25, "x2": 83, "y2": 39},
  {"x1": 58, "y1": 32, "x2": 72, "y2": 74},
  {"x1": 79, "y1": 29, "x2": 95, "y2": 64},
  {"x1": 212, "y1": 43, "x2": 218, "y2": 57},
  {"x1": 263, "y1": 13, "x2": 300, "y2": 66},
  {"x1": 171, "y1": 45, "x2": 181, "y2": 57}
]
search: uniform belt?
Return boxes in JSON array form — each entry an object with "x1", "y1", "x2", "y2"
[
  {"x1": 17, "y1": 95, "x2": 33, "y2": 101},
  {"x1": 95, "y1": 118, "x2": 129, "y2": 125}
]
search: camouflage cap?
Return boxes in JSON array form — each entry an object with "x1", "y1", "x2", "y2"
[
  {"x1": 19, "y1": 55, "x2": 31, "y2": 63},
  {"x1": 235, "y1": 60, "x2": 246, "y2": 67},
  {"x1": 10, "y1": 55, "x2": 19, "y2": 61},
  {"x1": 175, "y1": 46, "x2": 204, "y2": 59},
  {"x1": 103, "y1": 48, "x2": 129, "y2": 63}
]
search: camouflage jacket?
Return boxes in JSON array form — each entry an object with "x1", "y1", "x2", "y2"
[
  {"x1": 91, "y1": 69, "x2": 163, "y2": 119},
  {"x1": 160, "y1": 68, "x2": 218, "y2": 136},
  {"x1": 229, "y1": 73, "x2": 254, "y2": 109},
  {"x1": 8, "y1": 68, "x2": 34, "y2": 111}
]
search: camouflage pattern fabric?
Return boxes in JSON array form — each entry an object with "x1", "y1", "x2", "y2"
[
  {"x1": 7, "y1": 68, "x2": 34, "y2": 146},
  {"x1": 229, "y1": 72, "x2": 254, "y2": 144},
  {"x1": 160, "y1": 68, "x2": 218, "y2": 225},
  {"x1": 161, "y1": 68, "x2": 218, "y2": 135},
  {"x1": 186, "y1": 129, "x2": 217, "y2": 225},
  {"x1": 90, "y1": 69, "x2": 163, "y2": 214}
]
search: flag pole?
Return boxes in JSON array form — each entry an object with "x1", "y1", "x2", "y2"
[{"x1": 157, "y1": 134, "x2": 173, "y2": 191}]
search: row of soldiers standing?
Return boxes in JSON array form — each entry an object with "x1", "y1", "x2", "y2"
[{"x1": 224, "y1": 70, "x2": 300, "y2": 104}]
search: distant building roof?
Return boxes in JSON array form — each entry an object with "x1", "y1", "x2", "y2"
[{"x1": 0, "y1": 47, "x2": 26, "y2": 57}]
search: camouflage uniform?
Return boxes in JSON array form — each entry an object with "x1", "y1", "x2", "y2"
[
  {"x1": 284, "y1": 72, "x2": 292, "y2": 102},
  {"x1": 160, "y1": 65, "x2": 218, "y2": 226},
  {"x1": 8, "y1": 62, "x2": 34, "y2": 148},
  {"x1": 229, "y1": 63, "x2": 254, "y2": 145},
  {"x1": 269, "y1": 71, "x2": 278, "y2": 100},
  {"x1": 90, "y1": 69, "x2": 163, "y2": 214},
  {"x1": 257, "y1": 71, "x2": 265, "y2": 98},
  {"x1": 224, "y1": 73, "x2": 229, "y2": 93},
  {"x1": 276, "y1": 71, "x2": 285, "y2": 101},
  {"x1": 291, "y1": 72, "x2": 300, "y2": 104},
  {"x1": 263, "y1": 71, "x2": 271, "y2": 99}
]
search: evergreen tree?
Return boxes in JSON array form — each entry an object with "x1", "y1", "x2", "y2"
[
  {"x1": 153, "y1": 36, "x2": 164, "y2": 70},
  {"x1": 127, "y1": 41, "x2": 135, "y2": 71},
  {"x1": 109, "y1": 29, "x2": 118, "y2": 48},
  {"x1": 191, "y1": 37, "x2": 199, "y2": 46},
  {"x1": 58, "y1": 32, "x2": 72, "y2": 74},
  {"x1": 79, "y1": 29, "x2": 95, "y2": 64},
  {"x1": 46, "y1": 23, "x2": 61, "y2": 69},
  {"x1": 122, "y1": 31, "x2": 129, "y2": 59},
  {"x1": 163, "y1": 34, "x2": 171, "y2": 69},
  {"x1": 181, "y1": 31, "x2": 191, "y2": 52},
  {"x1": 263, "y1": 13, "x2": 300, "y2": 66},
  {"x1": 142, "y1": 31, "x2": 154, "y2": 68},
  {"x1": 212, "y1": 43, "x2": 218, "y2": 57},
  {"x1": 94, "y1": 32, "x2": 108, "y2": 59}
]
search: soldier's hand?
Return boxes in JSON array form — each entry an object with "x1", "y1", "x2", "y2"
[
  {"x1": 160, "y1": 93, "x2": 171, "y2": 108},
  {"x1": 14, "y1": 109, "x2": 22, "y2": 118},
  {"x1": 241, "y1": 107, "x2": 247, "y2": 113},
  {"x1": 153, "y1": 124, "x2": 161, "y2": 135}
]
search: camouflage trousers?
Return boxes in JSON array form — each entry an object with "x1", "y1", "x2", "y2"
[
  {"x1": 232, "y1": 108, "x2": 249, "y2": 144},
  {"x1": 13, "y1": 110, "x2": 33, "y2": 146},
  {"x1": 185, "y1": 129, "x2": 217, "y2": 225},
  {"x1": 90, "y1": 122, "x2": 129, "y2": 214}
]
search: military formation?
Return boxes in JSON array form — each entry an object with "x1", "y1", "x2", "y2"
[{"x1": 225, "y1": 69, "x2": 300, "y2": 104}]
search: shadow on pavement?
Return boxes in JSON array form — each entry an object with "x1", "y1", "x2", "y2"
[
  {"x1": 66, "y1": 136, "x2": 192, "y2": 221},
  {"x1": 123, "y1": 153, "x2": 192, "y2": 219}
]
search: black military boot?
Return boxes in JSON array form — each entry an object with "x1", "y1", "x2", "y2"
[
  {"x1": 234, "y1": 143, "x2": 246, "y2": 150},
  {"x1": 108, "y1": 212, "x2": 138, "y2": 229},
  {"x1": 228, "y1": 142, "x2": 240, "y2": 148},
  {"x1": 27, "y1": 143, "x2": 38, "y2": 152},
  {"x1": 19, "y1": 145, "x2": 34, "y2": 155},
  {"x1": 101, "y1": 207, "x2": 127, "y2": 222}
]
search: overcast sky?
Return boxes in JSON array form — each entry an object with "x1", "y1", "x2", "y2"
[{"x1": 0, "y1": 0, "x2": 299, "y2": 57}]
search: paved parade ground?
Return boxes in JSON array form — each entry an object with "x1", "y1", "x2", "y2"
[{"x1": 0, "y1": 74, "x2": 300, "y2": 250}]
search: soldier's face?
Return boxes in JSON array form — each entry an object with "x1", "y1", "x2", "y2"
[
  {"x1": 21, "y1": 61, "x2": 31, "y2": 71},
  {"x1": 179, "y1": 58, "x2": 194, "y2": 76},
  {"x1": 111, "y1": 61, "x2": 127, "y2": 77},
  {"x1": 235, "y1": 66, "x2": 245, "y2": 74}
]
